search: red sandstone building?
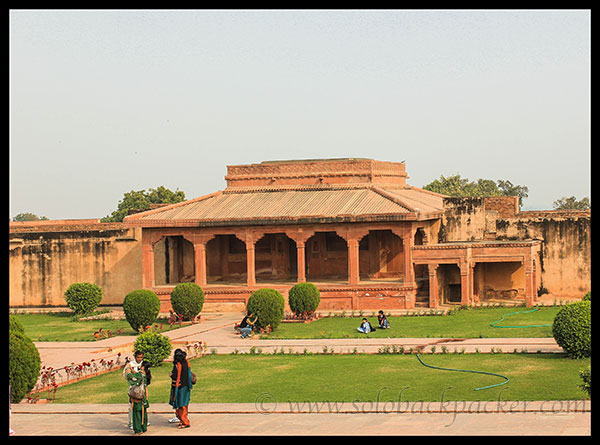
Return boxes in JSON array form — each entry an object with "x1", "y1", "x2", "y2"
[{"x1": 124, "y1": 158, "x2": 543, "y2": 311}]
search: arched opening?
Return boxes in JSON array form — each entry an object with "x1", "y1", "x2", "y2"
[
  {"x1": 359, "y1": 229, "x2": 404, "y2": 282},
  {"x1": 414, "y1": 227, "x2": 427, "y2": 246},
  {"x1": 153, "y1": 236, "x2": 195, "y2": 285},
  {"x1": 206, "y1": 234, "x2": 247, "y2": 284},
  {"x1": 255, "y1": 233, "x2": 298, "y2": 284},
  {"x1": 305, "y1": 231, "x2": 348, "y2": 282}
]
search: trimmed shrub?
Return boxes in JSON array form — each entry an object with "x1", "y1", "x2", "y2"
[
  {"x1": 246, "y1": 288, "x2": 285, "y2": 331},
  {"x1": 583, "y1": 290, "x2": 591, "y2": 301},
  {"x1": 133, "y1": 330, "x2": 172, "y2": 367},
  {"x1": 9, "y1": 331, "x2": 41, "y2": 403},
  {"x1": 9, "y1": 314, "x2": 25, "y2": 335},
  {"x1": 580, "y1": 366, "x2": 591, "y2": 398},
  {"x1": 170, "y1": 282, "x2": 205, "y2": 321},
  {"x1": 552, "y1": 300, "x2": 591, "y2": 359},
  {"x1": 288, "y1": 282, "x2": 321, "y2": 316},
  {"x1": 64, "y1": 282, "x2": 103, "y2": 316},
  {"x1": 123, "y1": 289, "x2": 161, "y2": 332}
]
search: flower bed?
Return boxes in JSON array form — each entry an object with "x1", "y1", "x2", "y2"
[
  {"x1": 26, "y1": 340, "x2": 209, "y2": 403},
  {"x1": 27, "y1": 353, "x2": 126, "y2": 402},
  {"x1": 282, "y1": 311, "x2": 319, "y2": 323}
]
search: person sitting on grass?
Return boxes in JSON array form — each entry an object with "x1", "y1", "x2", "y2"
[
  {"x1": 377, "y1": 310, "x2": 390, "y2": 329},
  {"x1": 357, "y1": 318, "x2": 375, "y2": 334}
]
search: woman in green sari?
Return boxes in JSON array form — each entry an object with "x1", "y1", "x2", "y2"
[{"x1": 127, "y1": 360, "x2": 151, "y2": 435}]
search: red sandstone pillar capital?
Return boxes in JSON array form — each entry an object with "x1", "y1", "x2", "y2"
[
  {"x1": 190, "y1": 233, "x2": 214, "y2": 289},
  {"x1": 284, "y1": 229, "x2": 314, "y2": 284}
]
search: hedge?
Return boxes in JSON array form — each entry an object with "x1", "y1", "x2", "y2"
[
  {"x1": 246, "y1": 288, "x2": 285, "y2": 331},
  {"x1": 9, "y1": 331, "x2": 41, "y2": 403},
  {"x1": 9, "y1": 314, "x2": 25, "y2": 335},
  {"x1": 123, "y1": 289, "x2": 161, "y2": 332},
  {"x1": 552, "y1": 300, "x2": 591, "y2": 359},
  {"x1": 64, "y1": 282, "x2": 103, "y2": 316},
  {"x1": 288, "y1": 282, "x2": 321, "y2": 316},
  {"x1": 170, "y1": 282, "x2": 205, "y2": 321}
]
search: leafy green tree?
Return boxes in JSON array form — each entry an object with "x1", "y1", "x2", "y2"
[
  {"x1": 552, "y1": 196, "x2": 590, "y2": 210},
  {"x1": 423, "y1": 174, "x2": 529, "y2": 208},
  {"x1": 12, "y1": 212, "x2": 49, "y2": 222},
  {"x1": 496, "y1": 180, "x2": 529, "y2": 207},
  {"x1": 423, "y1": 174, "x2": 473, "y2": 197},
  {"x1": 101, "y1": 186, "x2": 185, "y2": 222}
]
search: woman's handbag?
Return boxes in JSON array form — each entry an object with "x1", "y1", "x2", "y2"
[
  {"x1": 191, "y1": 371, "x2": 197, "y2": 385},
  {"x1": 129, "y1": 383, "x2": 145, "y2": 402},
  {"x1": 128, "y1": 377, "x2": 145, "y2": 402}
]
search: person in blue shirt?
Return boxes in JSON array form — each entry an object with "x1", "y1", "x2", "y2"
[{"x1": 357, "y1": 318, "x2": 375, "y2": 333}]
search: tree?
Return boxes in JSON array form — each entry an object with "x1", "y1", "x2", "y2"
[
  {"x1": 101, "y1": 186, "x2": 185, "y2": 222},
  {"x1": 496, "y1": 180, "x2": 529, "y2": 208},
  {"x1": 552, "y1": 196, "x2": 590, "y2": 210},
  {"x1": 12, "y1": 212, "x2": 49, "y2": 222},
  {"x1": 423, "y1": 174, "x2": 529, "y2": 208}
]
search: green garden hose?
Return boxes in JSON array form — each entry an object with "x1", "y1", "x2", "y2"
[
  {"x1": 489, "y1": 307, "x2": 553, "y2": 328},
  {"x1": 414, "y1": 307, "x2": 553, "y2": 391},
  {"x1": 416, "y1": 353, "x2": 510, "y2": 391}
]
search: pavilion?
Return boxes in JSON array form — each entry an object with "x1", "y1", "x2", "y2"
[{"x1": 124, "y1": 158, "x2": 541, "y2": 311}]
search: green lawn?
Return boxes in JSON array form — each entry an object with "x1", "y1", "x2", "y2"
[
  {"x1": 48, "y1": 353, "x2": 590, "y2": 404},
  {"x1": 13, "y1": 312, "x2": 184, "y2": 342},
  {"x1": 14, "y1": 306, "x2": 560, "y2": 341},
  {"x1": 265, "y1": 307, "x2": 561, "y2": 339}
]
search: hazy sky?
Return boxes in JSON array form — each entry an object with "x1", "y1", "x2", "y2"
[{"x1": 9, "y1": 9, "x2": 590, "y2": 219}]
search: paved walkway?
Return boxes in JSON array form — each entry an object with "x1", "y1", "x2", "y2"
[
  {"x1": 11, "y1": 310, "x2": 591, "y2": 436},
  {"x1": 11, "y1": 403, "x2": 592, "y2": 436}
]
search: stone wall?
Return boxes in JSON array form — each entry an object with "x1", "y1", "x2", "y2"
[
  {"x1": 9, "y1": 220, "x2": 142, "y2": 307},
  {"x1": 439, "y1": 198, "x2": 591, "y2": 298},
  {"x1": 495, "y1": 210, "x2": 591, "y2": 296},
  {"x1": 439, "y1": 197, "x2": 487, "y2": 242},
  {"x1": 225, "y1": 158, "x2": 408, "y2": 188}
]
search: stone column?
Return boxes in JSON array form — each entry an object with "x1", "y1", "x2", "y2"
[
  {"x1": 142, "y1": 240, "x2": 155, "y2": 289},
  {"x1": 296, "y1": 240, "x2": 306, "y2": 283},
  {"x1": 460, "y1": 261, "x2": 472, "y2": 306},
  {"x1": 428, "y1": 263, "x2": 439, "y2": 308},
  {"x1": 336, "y1": 227, "x2": 368, "y2": 286},
  {"x1": 402, "y1": 233, "x2": 414, "y2": 284},
  {"x1": 285, "y1": 229, "x2": 314, "y2": 284},
  {"x1": 524, "y1": 254, "x2": 536, "y2": 307},
  {"x1": 246, "y1": 240, "x2": 256, "y2": 287},
  {"x1": 469, "y1": 263, "x2": 476, "y2": 304},
  {"x1": 193, "y1": 242, "x2": 207, "y2": 287},
  {"x1": 347, "y1": 238, "x2": 360, "y2": 285},
  {"x1": 191, "y1": 234, "x2": 214, "y2": 288}
]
